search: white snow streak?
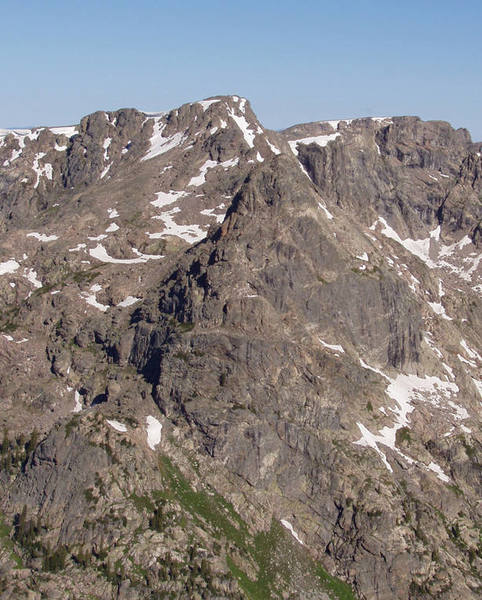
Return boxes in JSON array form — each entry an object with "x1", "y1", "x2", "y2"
[
  {"x1": 427, "y1": 462, "x2": 450, "y2": 483},
  {"x1": 320, "y1": 340, "x2": 345, "y2": 353},
  {"x1": 460, "y1": 339, "x2": 481, "y2": 362},
  {"x1": 280, "y1": 520, "x2": 304, "y2": 545},
  {"x1": 266, "y1": 139, "x2": 281, "y2": 155},
  {"x1": 142, "y1": 117, "x2": 185, "y2": 161},
  {"x1": 288, "y1": 133, "x2": 340, "y2": 156},
  {"x1": 49, "y1": 126, "x2": 77, "y2": 138},
  {"x1": 317, "y1": 202, "x2": 334, "y2": 220},
  {"x1": 73, "y1": 391, "x2": 82, "y2": 413},
  {"x1": 197, "y1": 99, "x2": 220, "y2": 111},
  {"x1": 106, "y1": 419, "x2": 127, "y2": 433},
  {"x1": 227, "y1": 102, "x2": 258, "y2": 148}
]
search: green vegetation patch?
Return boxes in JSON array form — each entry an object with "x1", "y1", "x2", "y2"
[
  {"x1": 395, "y1": 426, "x2": 412, "y2": 445},
  {"x1": 0, "y1": 512, "x2": 23, "y2": 568},
  {"x1": 315, "y1": 564, "x2": 357, "y2": 600},
  {"x1": 159, "y1": 456, "x2": 249, "y2": 550},
  {"x1": 159, "y1": 455, "x2": 356, "y2": 600}
]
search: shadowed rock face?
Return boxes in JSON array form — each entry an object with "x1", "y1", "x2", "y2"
[{"x1": 0, "y1": 98, "x2": 480, "y2": 600}]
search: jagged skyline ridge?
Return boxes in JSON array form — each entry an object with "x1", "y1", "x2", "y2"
[{"x1": 1, "y1": 0, "x2": 481, "y2": 140}]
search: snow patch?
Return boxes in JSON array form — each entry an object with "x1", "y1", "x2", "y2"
[
  {"x1": 27, "y1": 232, "x2": 58, "y2": 242},
  {"x1": 356, "y1": 360, "x2": 460, "y2": 473},
  {"x1": 371, "y1": 218, "x2": 480, "y2": 284},
  {"x1": 151, "y1": 190, "x2": 188, "y2": 208},
  {"x1": 89, "y1": 244, "x2": 162, "y2": 264},
  {"x1": 427, "y1": 301, "x2": 452, "y2": 320},
  {"x1": 372, "y1": 217, "x2": 439, "y2": 266},
  {"x1": 142, "y1": 117, "x2": 185, "y2": 161},
  {"x1": 50, "y1": 126, "x2": 78, "y2": 138},
  {"x1": 423, "y1": 334, "x2": 443, "y2": 359},
  {"x1": 457, "y1": 354, "x2": 476, "y2": 368},
  {"x1": 460, "y1": 339, "x2": 481, "y2": 362},
  {"x1": 32, "y1": 153, "x2": 53, "y2": 188},
  {"x1": 146, "y1": 415, "x2": 162, "y2": 449},
  {"x1": 227, "y1": 104, "x2": 258, "y2": 148},
  {"x1": 117, "y1": 296, "x2": 141, "y2": 307},
  {"x1": 200, "y1": 206, "x2": 226, "y2": 224},
  {"x1": 427, "y1": 461, "x2": 450, "y2": 482},
  {"x1": 1, "y1": 128, "x2": 43, "y2": 165},
  {"x1": 69, "y1": 243, "x2": 87, "y2": 252},
  {"x1": 0, "y1": 259, "x2": 20, "y2": 275},
  {"x1": 106, "y1": 419, "x2": 127, "y2": 433},
  {"x1": 359, "y1": 358, "x2": 389, "y2": 380},
  {"x1": 471, "y1": 378, "x2": 482, "y2": 397},
  {"x1": 288, "y1": 133, "x2": 340, "y2": 156},
  {"x1": 132, "y1": 248, "x2": 164, "y2": 260},
  {"x1": 266, "y1": 139, "x2": 281, "y2": 155},
  {"x1": 320, "y1": 340, "x2": 344, "y2": 353},
  {"x1": 371, "y1": 117, "x2": 393, "y2": 124},
  {"x1": 73, "y1": 391, "x2": 82, "y2": 413},
  {"x1": 317, "y1": 202, "x2": 334, "y2": 220},
  {"x1": 188, "y1": 158, "x2": 239, "y2": 187},
  {"x1": 198, "y1": 99, "x2": 220, "y2": 111},
  {"x1": 105, "y1": 222, "x2": 119, "y2": 233},
  {"x1": 80, "y1": 284, "x2": 109, "y2": 312},
  {"x1": 24, "y1": 269, "x2": 42, "y2": 288},
  {"x1": 102, "y1": 137, "x2": 111, "y2": 160},
  {"x1": 148, "y1": 208, "x2": 206, "y2": 244},
  {"x1": 280, "y1": 520, "x2": 304, "y2": 545}
]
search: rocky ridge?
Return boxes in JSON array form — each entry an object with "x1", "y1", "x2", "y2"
[{"x1": 0, "y1": 96, "x2": 480, "y2": 599}]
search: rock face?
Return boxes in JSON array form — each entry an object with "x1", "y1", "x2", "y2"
[{"x1": 0, "y1": 97, "x2": 480, "y2": 600}]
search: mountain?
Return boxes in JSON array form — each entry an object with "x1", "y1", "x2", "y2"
[{"x1": 0, "y1": 96, "x2": 480, "y2": 600}]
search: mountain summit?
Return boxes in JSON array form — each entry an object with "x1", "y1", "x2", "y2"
[{"x1": 0, "y1": 96, "x2": 480, "y2": 599}]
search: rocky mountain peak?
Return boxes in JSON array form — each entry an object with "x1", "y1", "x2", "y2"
[{"x1": 0, "y1": 96, "x2": 480, "y2": 600}]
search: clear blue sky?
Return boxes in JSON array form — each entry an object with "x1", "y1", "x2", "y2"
[{"x1": 1, "y1": 0, "x2": 481, "y2": 140}]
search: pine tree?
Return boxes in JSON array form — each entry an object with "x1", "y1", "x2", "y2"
[{"x1": 15, "y1": 505, "x2": 28, "y2": 543}]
